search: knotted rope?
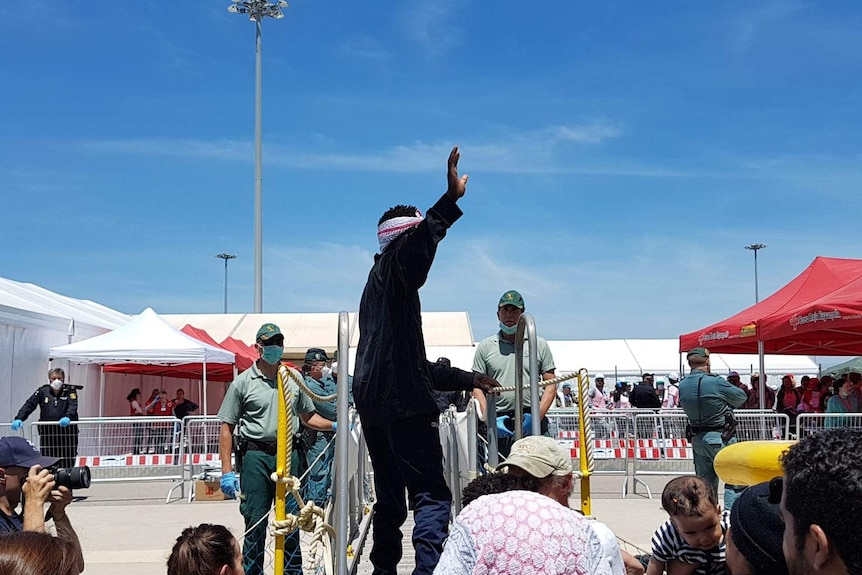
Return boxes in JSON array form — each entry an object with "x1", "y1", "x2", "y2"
[
  {"x1": 494, "y1": 370, "x2": 579, "y2": 393},
  {"x1": 272, "y1": 365, "x2": 336, "y2": 572}
]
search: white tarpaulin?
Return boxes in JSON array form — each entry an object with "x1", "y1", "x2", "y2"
[
  {"x1": 49, "y1": 308, "x2": 235, "y2": 365},
  {"x1": 49, "y1": 308, "x2": 235, "y2": 416},
  {"x1": 0, "y1": 277, "x2": 129, "y2": 422}
]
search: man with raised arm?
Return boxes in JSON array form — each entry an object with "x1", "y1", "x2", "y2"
[{"x1": 354, "y1": 147, "x2": 500, "y2": 575}]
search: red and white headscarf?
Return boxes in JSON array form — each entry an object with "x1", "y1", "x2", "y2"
[{"x1": 377, "y1": 209, "x2": 423, "y2": 252}]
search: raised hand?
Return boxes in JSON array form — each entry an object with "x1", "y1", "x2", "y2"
[{"x1": 446, "y1": 146, "x2": 468, "y2": 201}]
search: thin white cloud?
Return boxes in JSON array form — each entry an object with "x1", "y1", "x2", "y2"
[
  {"x1": 399, "y1": 0, "x2": 462, "y2": 59},
  {"x1": 730, "y1": 1, "x2": 807, "y2": 55},
  {"x1": 337, "y1": 36, "x2": 391, "y2": 64},
  {"x1": 71, "y1": 120, "x2": 636, "y2": 174}
]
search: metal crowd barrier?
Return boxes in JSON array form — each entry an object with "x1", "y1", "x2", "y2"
[
  {"x1": 797, "y1": 412, "x2": 862, "y2": 438},
  {"x1": 735, "y1": 411, "x2": 790, "y2": 440},
  {"x1": 28, "y1": 418, "x2": 186, "y2": 500},
  {"x1": 631, "y1": 412, "x2": 694, "y2": 497},
  {"x1": 630, "y1": 410, "x2": 793, "y2": 498},
  {"x1": 547, "y1": 409, "x2": 630, "y2": 496},
  {"x1": 0, "y1": 423, "x2": 22, "y2": 438}
]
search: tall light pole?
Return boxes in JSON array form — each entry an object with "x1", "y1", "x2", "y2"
[
  {"x1": 227, "y1": 0, "x2": 288, "y2": 313},
  {"x1": 745, "y1": 243, "x2": 767, "y2": 303},
  {"x1": 216, "y1": 253, "x2": 237, "y2": 313},
  {"x1": 745, "y1": 243, "x2": 768, "y2": 414}
]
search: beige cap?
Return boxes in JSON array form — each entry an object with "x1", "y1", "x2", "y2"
[{"x1": 495, "y1": 436, "x2": 573, "y2": 478}]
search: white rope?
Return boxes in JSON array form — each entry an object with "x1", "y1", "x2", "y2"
[{"x1": 495, "y1": 370, "x2": 579, "y2": 393}]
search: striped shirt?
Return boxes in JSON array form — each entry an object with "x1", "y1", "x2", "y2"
[{"x1": 650, "y1": 510, "x2": 729, "y2": 575}]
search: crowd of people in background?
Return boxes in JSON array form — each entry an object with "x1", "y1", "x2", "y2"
[{"x1": 553, "y1": 368, "x2": 862, "y2": 424}]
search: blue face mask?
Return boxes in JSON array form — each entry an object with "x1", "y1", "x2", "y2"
[
  {"x1": 499, "y1": 322, "x2": 517, "y2": 336},
  {"x1": 260, "y1": 345, "x2": 283, "y2": 365}
]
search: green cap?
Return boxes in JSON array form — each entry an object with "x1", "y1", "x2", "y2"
[
  {"x1": 256, "y1": 323, "x2": 283, "y2": 342},
  {"x1": 686, "y1": 347, "x2": 710, "y2": 359},
  {"x1": 304, "y1": 348, "x2": 330, "y2": 363},
  {"x1": 498, "y1": 290, "x2": 525, "y2": 310}
]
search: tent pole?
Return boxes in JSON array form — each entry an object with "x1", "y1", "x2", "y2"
[
  {"x1": 203, "y1": 361, "x2": 208, "y2": 416},
  {"x1": 99, "y1": 367, "x2": 105, "y2": 418},
  {"x1": 758, "y1": 341, "x2": 766, "y2": 410}
]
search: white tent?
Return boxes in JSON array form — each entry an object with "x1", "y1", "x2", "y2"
[
  {"x1": 49, "y1": 308, "x2": 235, "y2": 415},
  {"x1": 548, "y1": 338, "x2": 818, "y2": 381},
  {"x1": 0, "y1": 278, "x2": 129, "y2": 422}
]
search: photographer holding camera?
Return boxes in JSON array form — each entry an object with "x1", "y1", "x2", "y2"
[{"x1": 0, "y1": 436, "x2": 85, "y2": 572}]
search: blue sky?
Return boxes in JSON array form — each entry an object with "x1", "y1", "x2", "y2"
[{"x1": 2, "y1": 1, "x2": 862, "y2": 344}]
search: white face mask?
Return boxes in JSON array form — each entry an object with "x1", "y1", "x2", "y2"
[
  {"x1": 50, "y1": 379, "x2": 63, "y2": 391},
  {"x1": 320, "y1": 366, "x2": 333, "y2": 380},
  {"x1": 330, "y1": 361, "x2": 338, "y2": 376}
]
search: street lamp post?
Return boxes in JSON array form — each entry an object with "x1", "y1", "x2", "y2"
[
  {"x1": 745, "y1": 243, "x2": 767, "y2": 303},
  {"x1": 745, "y1": 243, "x2": 768, "y2": 413},
  {"x1": 227, "y1": 0, "x2": 288, "y2": 313},
  {"x1": 216, "y1": 253, "x2": 237, "y2": 313}
]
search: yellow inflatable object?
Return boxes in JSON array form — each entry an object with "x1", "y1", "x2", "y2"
[{"x1": 714, "y1": 441, "x2": 795, "y2": 486}]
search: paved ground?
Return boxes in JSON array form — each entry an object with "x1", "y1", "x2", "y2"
[{"x1": 59, "y1": 472, "x2": 696, "y2": 574}]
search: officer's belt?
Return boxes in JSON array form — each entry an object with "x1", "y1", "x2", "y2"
[
  {"x1": 245, "y1": 439, "x2": 278, "y2": 456},
  {"x1": 689, "y1": 424, "x2": 725, "y2": 434}
]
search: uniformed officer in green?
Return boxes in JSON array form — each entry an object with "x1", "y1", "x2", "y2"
[
  {"x1": 678, "y1": 347, "x2": 747, "y2": 508},
  {"x1": 300, "y1": 347, "x2": 342, "y2": 507},
  {"x1": 472, "y1": 290, "x2": 557, "y2": 457},
  {"x1": 218, "y1": 323, "x2": 334, "y2": 575}
]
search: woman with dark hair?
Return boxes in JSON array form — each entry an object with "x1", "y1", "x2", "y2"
[
  {"x1": 127, "y1": 388, "x2": 159, "y2": 455},
  {"x1": 167, "y1": 523, "x2": 243, "y2": 575},
  {"x1": 0, "y1": 531, "x2": 79, "y2": 575}
]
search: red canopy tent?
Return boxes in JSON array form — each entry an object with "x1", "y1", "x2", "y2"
[
  {"x1": 219, "y1": 336, "x2": 258, "y2": 372},
  {"x1": 680, "y1": 257, "x2": 862, "y2": 356}
]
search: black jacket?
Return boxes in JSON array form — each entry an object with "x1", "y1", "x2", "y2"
[
  {"x1": 354, "y1": 193, "x2": 475, "y2": 427},
  {"x1": 16, "y1": 385, "x2": 79, "y2": 432},
  {"x1": 629, "y1": 383, "x2": 661, "y2": 409}
]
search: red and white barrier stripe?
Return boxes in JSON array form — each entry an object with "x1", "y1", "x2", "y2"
[{"x1": 76, "y1": 453, "x2": 220, "y2": 468}]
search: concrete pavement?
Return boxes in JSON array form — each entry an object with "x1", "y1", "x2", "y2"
[{"x1": 57, "y1": 472, "x2": 685, "y2": 574}]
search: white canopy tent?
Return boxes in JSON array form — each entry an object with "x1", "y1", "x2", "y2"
[{"x1": 49, "y1": 308, "x2": 235, "y2": 415}]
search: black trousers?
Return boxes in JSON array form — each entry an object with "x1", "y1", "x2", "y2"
[
  {"x1": 363, "y1": 413, "x2": 451, "y2": 575},
  {"x1": 40, "y1": 426, "x2": 78, "y2": 468}
]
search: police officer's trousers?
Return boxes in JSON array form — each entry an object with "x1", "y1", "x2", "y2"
[
  {"x1": 363, "y1": 413, "x2": 451, "y2": 575},
  {"x1": 239, "y1": 450, "x2": 303, "y2": 575},
  {"x1": 304, "y1": 431, "x2": 335, "y2": 507},
  {"x1": 692, "y1": 431, "x2": 744, "y2": 510}
]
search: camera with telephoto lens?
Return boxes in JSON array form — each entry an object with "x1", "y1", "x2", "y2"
[{"x1": 49, "y1": 465, "x2": 91, "y2": 490}]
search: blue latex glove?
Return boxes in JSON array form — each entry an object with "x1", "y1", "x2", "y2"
[
  {"x1": 496, "y1": 416, "x2": 514, "y2": 438},
  {"x1": 10, "y1": 419, "x2": 23, "y2": 431},
  {"x1": 331, "y1": 421, "x2": 337, "y2": 431},
  {"x1": 220, "y1": 471, "x2": 239, "y2": 499},
  {"x1": 522, "y1": 413, "x2": 533, "y2": 436},
  {"x1": 58, "y1": 417, "x2": 71, "y2": 428}
]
